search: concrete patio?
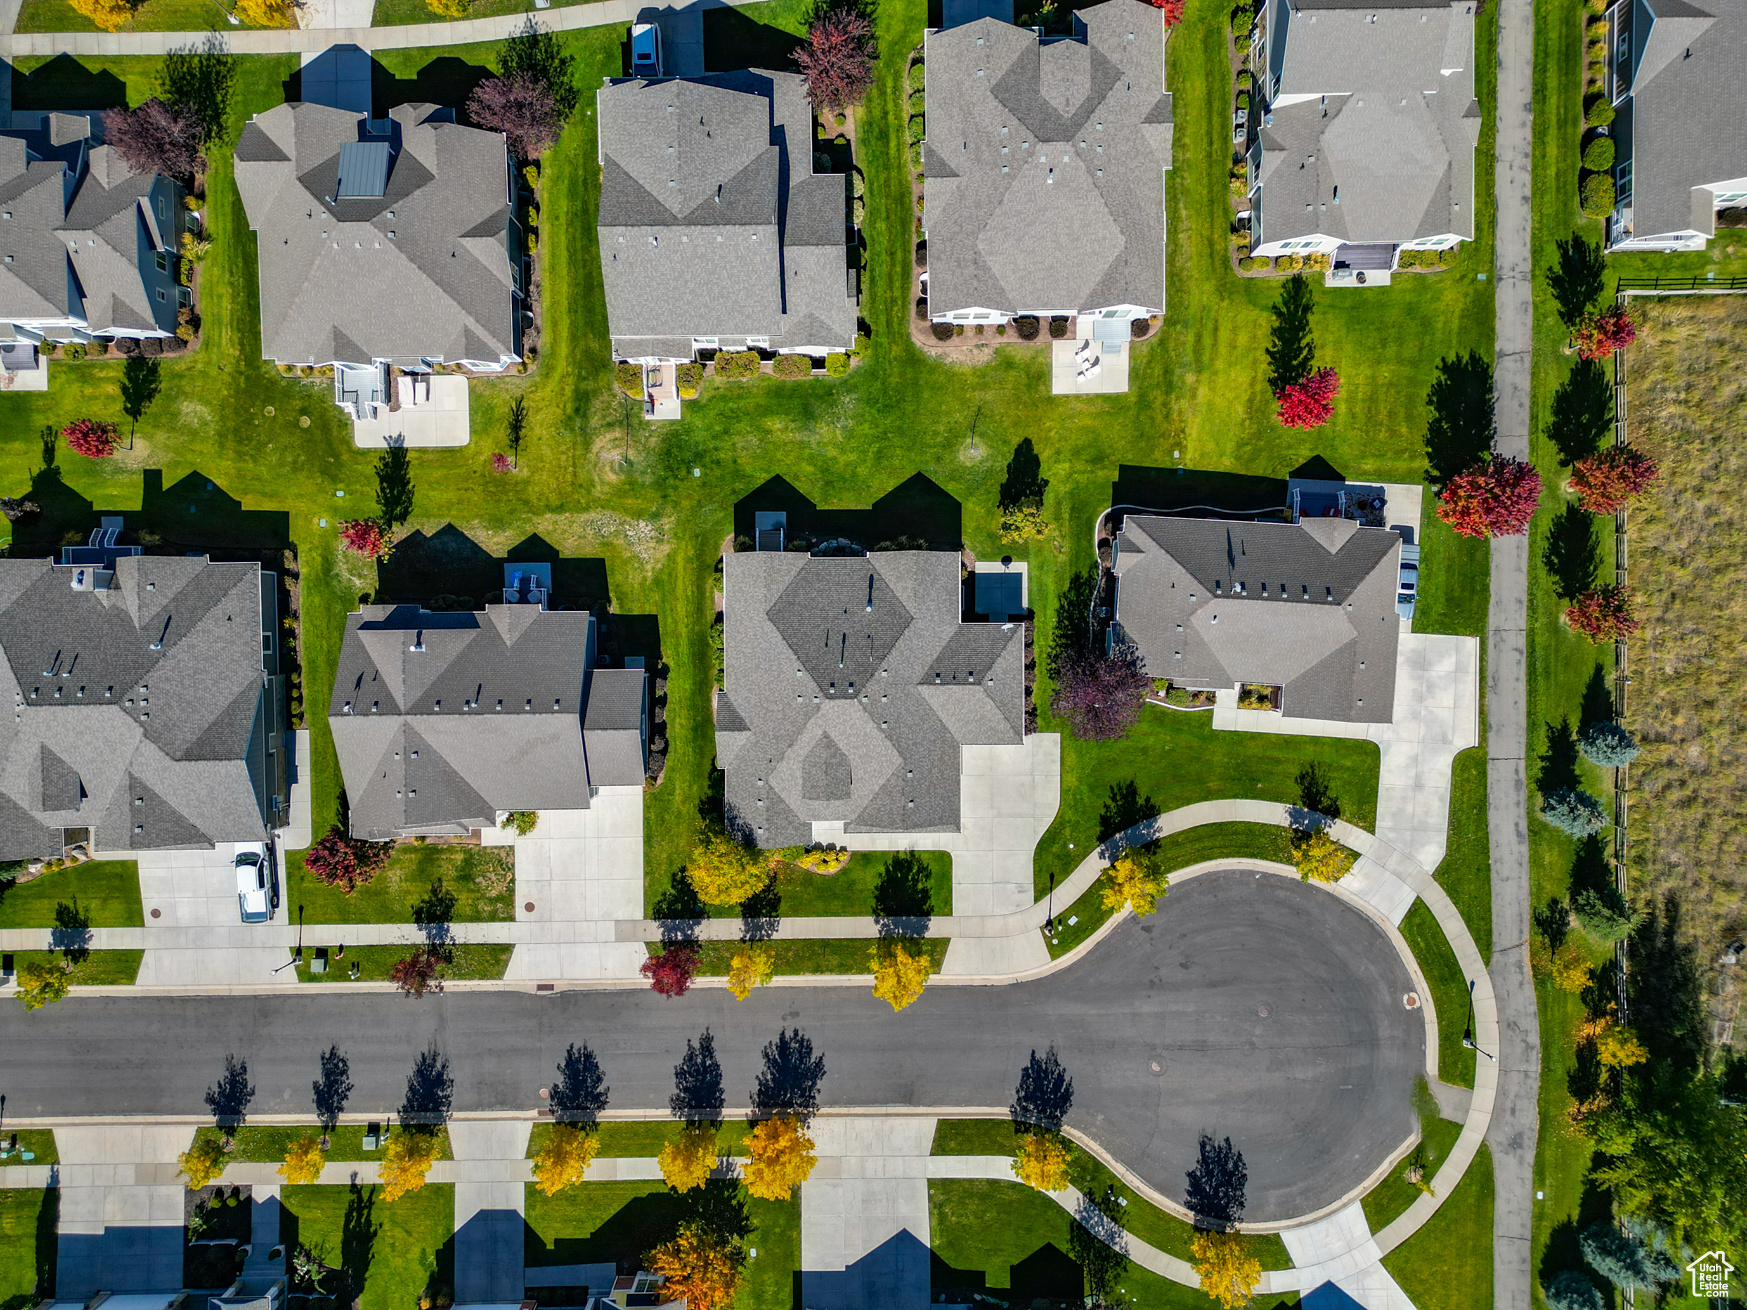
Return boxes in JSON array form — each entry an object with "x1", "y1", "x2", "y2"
[
  {"x1": 352, "y1": 373, "x2": 472, "y2": 448},
  {"x1": 1050, "y1": 330, "x2": 1130, "y2": 395}
]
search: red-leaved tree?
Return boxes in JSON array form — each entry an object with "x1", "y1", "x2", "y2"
[
  {"x1": 1147, "y1": 0, "x2": 1186, "y2": 24},
  {"x1": 303, "y1": 825, "x2": 393, "y2": 893},
  {"x1": 1435, "y1": 456, "x2": 1542, "y2": 538},
  {"x1": 1566, "y1": 585, "x2": 1639, "y2": 642},
  {"x1": 391, "y1": 946, "x2": 446, "y2": 998},
  {"x1": 102, "y1": 99, "x2": 202, "y2": 181},
  {"x1": 795, "y1": 8, "x2": 877, "y2": 112},
  {"x1": 63, "y1": 418, "x2": 120, "y2": 459},
  {"x1": 1275, "y1": 368, "x2": 1340, "y2": 429},
  {"x1": 641, "y1": 943, "x2": 700, "y2": 997},
  {"x1": 1049, "y1": 642, "x2": 1152, "y2": 742},
  {"x1": 339, "y1": 519, "x2": 393, "y2": 560},
  {"x1": 467, "y1": 75, "x2": 565, "y2": 160},
  {"x1": 1572, "y1": 305, "x2": 1637, "y2": 360},
  {"x1": 1569, "y1": 445, "x2": 1658, "y2": 514},
  {"x1": 490, "y1": 452, "x2": 515, "y2": 474}
]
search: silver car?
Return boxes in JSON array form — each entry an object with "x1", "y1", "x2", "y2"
[
  {"x1": 235, "y1": 843, "x2": 277, "y2": 923},
  {"x1": 1396, "y1": 543, "x2": 1421, "y2": 622}
]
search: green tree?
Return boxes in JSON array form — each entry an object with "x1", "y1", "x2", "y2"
[{"x1": 374, "y1": 444, "x2": 415, "y2": 529}]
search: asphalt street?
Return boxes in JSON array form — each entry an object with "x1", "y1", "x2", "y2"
[{"x1": 0, "y1": 870, "x2": 1422, "y2": 1223}]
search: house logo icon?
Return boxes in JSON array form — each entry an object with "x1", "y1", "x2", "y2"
[{"x1": 1687, "y1": 1250, "x2": 1734, "y2": 1298}]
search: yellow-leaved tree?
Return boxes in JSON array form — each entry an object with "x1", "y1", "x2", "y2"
[
  {"x1": 687, "y1": 828, "x2": 772, "y2": 905},
  {"x1": 659, "y1": 1123, "x2": 719, "y2": 1191},
  {"x1": 379, "y1": 1130, "x2": 441, "y2": 1201},
  {"x1": 1594, "y1": 1024, "x2": 1648, "y2": 1068},
  {"x1": 1191, "y1": 1230, "x2": 1262, "y2": 1310},
  {"x1": 233, "y1": 0, "x2": 294, "y2": 24},
  {"x1": 1293, "y1": 829, "x2": 1355, "y2": 884},
  {"x1": 1011, "y1": 1129, "x2": 1071, "y2": 1191},
  {"x1": 726, "y1": 944, "x2": 776, "y2": 1001},
  {"x1": 178, "y1": 1135, "x2": 228, "y2": 1189},
  {"x1": 1099, "y1": 848, "x2": 1169, "y2": 917},
  {"x1": 741, "y1": 1117, "x2": 816, "y2": 1200},
  {"x1": 646, "y1": 1218, "x2": 747, "y2": 1310},
  {"x1": 69, "y1": 0, "x2": 134, "y2": 29},
  {"x1": 1547, "y1": 940, "x2": 1592, "y2": 993},
  {"x1": 14, "y1": 959, "x2": 70, "y2": 1010},
  {"x1": 870, "y1": 939, "x2": 935, "y2": 1012},
  {"x1": 532, "y1": 1123, "x2": 600, "y2": 1197},
  {"x1": 278, "y1": 1136, "x2": 326, "y2": 1185}
]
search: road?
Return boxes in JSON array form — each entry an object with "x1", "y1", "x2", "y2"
[{"x1": 0, "y1": 870, "x2": 1421, "y2": 1225}]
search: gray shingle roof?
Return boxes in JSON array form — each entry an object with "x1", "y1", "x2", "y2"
[
  {"x1": 234, "y1": 102, "x2": 519, "y2": 367},
  {"x1": 1112, "y1": 515, "x2": 1401, "y2": 723},
  {"x1": 0, "y1": 556, "x2": 274, "y2": 861},
  {"x1": 922, "y1": 0, "x2": 1171, "y2": 316},
  {"x1": 718, "y1": 551, "x2": 1023, "y2": 849},
  {"x1": 583, "y1": 666, "x2": 648, "y2": 787},
  {"x1": 1615, "y1": 0, "x2": 1747, "y2": 241},
  {"x1": 1253, "y1": 0, "x2": 1479, "y2": 248},
  {"x1": 596, "y1": 70, "x2": 856, "y2": 357}
]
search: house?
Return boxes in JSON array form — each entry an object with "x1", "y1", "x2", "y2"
[
  {"x1": 328, "y1": 588, "x2": 647, "y2": 840},
  {"x1": 921, "y1": 0, "x2": 1172, "y2": 328},
  {"x1": 716, "y1": 548, "x2": 1024, "y2": 848},
  {"x1": 1110, "y1": 511, "x2": 1402, "y2": 723},
  {"x1": 233, "y1": 100, "x2": 523, "y2": 419},
  {"x1": 1601, "y1": 0, "x2": 1747, "y2": 250},
  {"x1": 0, "y1": 538, "x2": 288, "y2": 862},
  {"x1": 1246, "y1": 0, "x2": 1481, "y2": 267},
  {"x1": 596, "y1": 69, "x2": 856, "y2": 365},
  {"x1": 0, "y1": 111, "x2": 186, "y2": 353}
]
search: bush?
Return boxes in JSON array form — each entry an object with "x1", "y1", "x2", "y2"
[
  {"x1": 1014, "y1": 315, "x2": 1039, "y2": 339},
  {"x1": 931, "y1": 322, "x2": 954, "y2": 341},
  {"x1": 1540, "y1": 787, "x2": 1608, "y2": 838},
  {"x1": 909, "y1": 140, "x2": 923, "y2": 169},
  {"x1": 916, "y1": 296, "x2": 930, "y2": 320},
  {"x1": 504, "y1": 810, "x2": 539, "y2": 836},
  {"x1": 772, "y1": 353, "x2": 812, "y2": 379},
  {"x1": 1582, "y1": 136, "x2": 1615, "y2": 170},
  {"x1": 908, "y1": 60, "x2": 926, "y2": 91},
  {"x1": 614, "y1": 361, "x2": 643, "y2": 395},
  {"x1": 675, "y1": 362, "x2": 702, "y2": 398},
  {"x1": 908, "y1": 89, "x2": 926, "y2": 113},
  {"x1": 824, "y1": 353, "x2": 850, "y2": 377},
  {"x1": 914, "y1": 240, "x2": 927, "y2": 268},
  {"x1": 1543, "y1": 1271, "x2": 1604, "y2": 1310},
  {"x1": 852, "y1": 195, "x2": 865, "y2": 224},
  {"x1": 61, "y1": 342, "x2": 88, "y2": 362},
  {"x1": 1579, "y1": 1223, "x2": 1660, "y2": 1290},
  {"x1": 303, "y1": 824, "x2": 393, "y2": 892},
  {"x1": 641, "y1": 944, "x2": 700, "y2": 997},
  {"x1": 1580, "y1": 172, "x2": 1616, "y2": 218},
  {"x1": 1585, "y1": 95, "x2": 1616, "y2": 127},
  {"x1": 1048, "y1": 316, "x2": 1070, "y2": 339},
  {"x1": 1579, "y1": 721, "x2": 1640, "y2": 767},
  {"x1": 62, "y1": 417, "x2": 119, "y2": 458},
  {"x1": 1572, "y1": 885, "x2": 1640, "y2": 943},
  {"x1": 715, "y1": 351, "x2": 761, "y2": 380},
  {"x1": 907, "y1": 114, "x2": 926, "y2": 145}
]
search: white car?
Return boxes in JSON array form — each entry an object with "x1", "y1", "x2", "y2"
[
  {"x1": 630, "y1": 23, "x2": 661, "y2": 78},
  {"x1": 235, "y1": 843, "x2": 277, "y2": 923}
]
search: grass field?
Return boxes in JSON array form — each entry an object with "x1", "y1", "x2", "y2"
[
  {"x1": 287, "y1": 842, "x2": 516, "y2": 926},
  {"x1": 0, "y1": 1131, "x2": 58, "y2": 1166},
  {"x1": 1380, "y1": 1143, "x2": 1493, "y2": 1310},
  {"x1": 189, "y1": 1124, "x2": 453, "y2": 1161},
  {"x1": 1402, "y1": 898, "x2": 1479, "y2": 1089},
  {"x1": 0, "y1": 1188, "x2": 54, "y2": 1310},
  {"x1": 279, "y1": 1182, "x2": 453, "y2": 1310},
  {"x1": 1361, "y1": 1116, "x2": 1462, "y2": 1234},
  {"x1": 668, "y1": 849, "x2": 954, "y2": 920},
  {"x1": 670, "y1": 935, "x2": 951, "y2": 977},
  {"x1": 6, "y1": 948, "x2": 144, "y2": 986},
  {"x1": 290, "y1": 942, "x2": 514, "y2": 983},
  {"x1": 16, "y1": 0, "x2": 257, "y2": 33},
  {"x1": 526, "y1": 1120, "x2": 755, "y2": 1159},
  {"x1": 1433, "y1": 747, "x2": 1494, "y2": 964},
  {"x1": 0, "y1": 861, "x2": 143, "y2": 929}
]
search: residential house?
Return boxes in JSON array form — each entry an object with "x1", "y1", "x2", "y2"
[
  {"x1": 921, "y1": 0, "x2": 1172, "y2": 328},
  {"x1": 0, "y1": 112, "x2": 186, "y2": 356},
  {"x1": 596, "y1": 70, "x2": 857, "y2": 364},
  {"x1": 716, "y1": 548, "x2": 1024, "y2": 848},
  {"x1": 1110, "y1": 511, "x2": 1402, "y2": 723},
  {"x1": 328, "y1": 587, "x2": 647, "y2": 840},
  {"x1": 1602, "y1": 0, "x2": 1747, "y2": 250},
  {"x1": 0, "y1": 539, "x2": 288, "y2": 862},
  {"x1": 1246, "y1": 0, "x2": 1481, "y2": 268},
  {"x1": 233, "y1": 100, "x2": 523, "y2": 418}
]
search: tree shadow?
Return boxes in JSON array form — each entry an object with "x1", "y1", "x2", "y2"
[
  {"x1": 339, "y1": 1183, "x2": 378, "y2": 1302},
  {"x1": 551, "y1": 1043, "x2": 610, "y2": 1126},
  {"x1": 732, "y1": 473, "x2": 963, "y2": 553},
  {"x1": 753, "y1": 1027, "x2": 826, "y2": 1118},
  {"x1": 50, "y1": 898, "x2": 91, "y2": 964},
  {"x1": 1627, "y1": 895, "x2": 1705, "y2": 1076},
  {"x1": 11, "y1": 54, "x2": 128, "y2": 111},
  {"x1": 162, "y1": 35, "x2": 236, "y2": 148},
  {"x1": 740, "y1": 881, "x2": 781, "y2": 940},
  {"x1": 1542, "y1": 503, "x2": 1600, "y2": 601},
  {"x1": 1010, "y1": 1046, "x2": 1073, "y2": 1133},
  {"x1": 1547, "y1": 235, "x2": 1608, "y2": 328},
  {"x1": 1184, "y1": 1134, "x2": 1247, "y2": 1228},
  {"x1": 872, "y1": 851, "x2": 933, "y2": 936},
  {"x1": 1566, "y1": 1034, "x2": 1604, "y2": 1107},
  {"x1": 1536, "y1": 719, "x2": 1581, "y2": 796},
  {"x1": 1534, "y1": 897, "x2": 1570, "y2": 954},
  {"x1": 1295, "y1": 762, "x2": 1341, "y2": 823},
  {"x1": 400, "y1": 1048, "x2": 453, "y2": 1127},
  {"x1": 997, "y1": 438, "x2": 1049, "y2": 512},
  {"x1": 205, "y1": 1055, "x2": 255, "y2": 1129},
  {"x1": 1546, "y1": 358, "x2": 1612, "y2": 468},
  {"x1": 1578, "y1": 666, "x2": 1615, "y2": 734},
  {"x1": 1423, "y1": 352, "x2": 1496, "y2": 488},
  {"x1": 119, "y1": 357, "x2": 161, "y2": 436},
  {"x1": 652, "y1": 871, "x2": 704, "y2": 944},
  {"x1": 671, "y1": 1030, "x2": 724, "y2": 1125},
  {"x1": 1068, "y1": 1186, "x2": 1129, "y2": 1301},
  {"x1": 1046, "y1": 566, "x2": 1099, "y2": 680},
  {"x1": 1097, "y1": 781, "x2": 1160, "y2": 843},
  {"x1": 411, "y1": 878, "x2": 457, "y2": 945},
  {"x1": 313, "y1": 1045, "x2": 352, "y2": 1132},
  {"x1": 1538, "y1": 1216, "x2": 1583, "y2": 1288},
  {"x1": 702, "y1": 7, "x2": 806, "y2": 72},
  {"x1": 1264, "y1": 273, "x2": 1315, "y2": 394}
]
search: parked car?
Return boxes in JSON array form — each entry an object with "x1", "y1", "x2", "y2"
[
  {"x1": 235, "y1": 842, "x2": 277, "y2": 923},
  {"x1": 1396, "y1": 542, "x2": 1421, "y2": 622},
  {"x1": 631, "y1": 23, "x2": 662, "y2": 78}
]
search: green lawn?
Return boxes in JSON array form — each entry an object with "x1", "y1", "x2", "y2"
[
  {"x1": 16, "y1": 0, "x2": 255, "y2": 33},
  {"x1": 0, "y1": 1131, "x2": 57, "y2": 1166},
  {"x1": 279, "y1": 1182, "x2": 453, "y2": 1310},
  {"x1": 190, "y1": 1124, "x2": 452, "y2": 1162},
  {"x1": 0, "y1": 861, "x2": 143, "y2": 929},
  {"x1": 528, "y1": 1120, "x2": 755, "y2": 1159},
  {"x1": 670, "y1": 936, "x2": 951, "y2": 977},
  {"x1": 1360, "y1": 1117, "x2": 1463, "y2": 1234},
  {"x1": 1401, "y1": 899, "x2": 1478, "y2": 1090},
  {"x1": 672, "y1": 849, "x2": 954, "y2": 920},
  {"x1": 1432, "y1": 748, "x2": 1493, "y2": 964},
  {"x1": 1380, "y1": 1144, "x2": 1493, "y2": 1310},
  {"x1": 290, "y1": 942, "x2": 514, "y2": 983},
  {"x1": 287, "y1": 842, "x2": 515, "y2": 926},
  {"x1": 0, "y1": 1187, "x2": 54, "y2": 1310},
  {"x1": 7, "y1": 949, "x2": 143, "y2": 987}
]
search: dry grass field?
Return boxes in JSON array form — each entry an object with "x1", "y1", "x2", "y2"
[{"x1": 1622, "y1": 295, "x2": 1747, "y2": 1003}]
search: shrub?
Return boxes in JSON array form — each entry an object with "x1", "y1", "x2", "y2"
[
  {"x1": 999, "y1": 502, "x2": 1049, "y2": 543},
  {"x1": 1014, "y1": 315, "x2": 1040, "y2": 340},
  {"x1": 1582, "y1": 136, "x2": 1615, "y2": 170},
  {"x1": 908, "y1": 89, "x2": 926, "y2": 114},
  {"x1": 1543, "y1": 1271, "x2": 1604, "y2": 1310},
  {"x1": 641, "y1": 944, "x2": 700, "y2": 997},
  {"x1": 302, "y1": 824, "x2": 392, "y2": 892},
  {"x1": 103, "y1": 98, "x2": 200, "y2": 178},
  {"x1": 1584, "y1": 96, "x2": 1616, "y2": 127},
  {"x1": 1572, "y1": 885, "x2": 1640, "y2": 942},
  {"x1": 71, "y1": 0, "x2": 136, "y2": 30},
  {"x1": 798, "y1": 8, "x2": 877, "y2": 111},
  {"x1": 1572, "y1": 305, "x2": 1637, "y2": 359},
  {"x1": 1566, "y1": 585, "x2": 1639, "y2": 642},
  {"x1": 1570, "y1": 444, "x2": 1657, "y2": 512},
  {"x1": 675, "y1": 362, "x2": 703, "y2": 397},
  {"x1": 1579, "y1": 721, "x2": 1640, "y2": 768},
  {"x1": 772, "y1": 353, "x2": 812, "y2": 379},
  {"x1": 178, "y1": 1136, "x2": 229, "y2": 1189},
  {"x1": 1275, "y1": 367, "x2": 1341, "y2": 428},
  {"x1": 1048, "y1": 316, "x2": 1070, "y2": 339},
  {"x1": 907, "y1": 114, "x2": 926, "y2": 145},
  {"x1": 1150, "y1": 0, "x2": 1185, "y2": 21},
  {"x1": 61, "y1": 342, "x2": 88, "y2": 363},
  {"x1": 1580, "y1": 172, "x2": 1616, "y2": 218},
  {"x1": 490, "y1": 452, "x2": 514, "y2": 474},
  {"x1": 339, "y1": 519, "x2": 393, "y2": 560},
  {"x1": 1540, "y1": 787, "x2": 1608, "y2": 838},
  {"x1": 907, "y1": 60, "x2": 926, "y2": 91},
  {"x1": 62, "y1": 418, "x2": 119, "y2": 458},
  {"x1": 614, "y1": 361, "x2": 643, "y2": 394},
  {"x1": 909, "y1": 140, "x2": 923, "y2": 169},
  {"x1": 715, "y1": 351, "x2": 761, "y2": 380},
  {"x1": 1436, "y1": 457, "x2": 1543, "y2": 538},
  {"x1": 931, "y1": 322, "x2": 954, "y2": 341},
  {"x1": 824, "y1": 352, "x2": 850, "y2": 377},
  {"x1": 234, "y1": 0, "x2": 294, "y2": 24},
  {"x1": 391, "y1": 947, "x2": 446, "y2": 997}
]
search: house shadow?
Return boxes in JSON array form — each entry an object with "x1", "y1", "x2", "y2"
[
  {"x1": 446, "y1": 1208, "x2": 530, "y2": 1303},
  {"x1": 56, "y1": 1225, "x2": 182, "y2": 1299},
  {"x1": 733, "y1": 473, "x2": 962, "y2": 552},
  {"x1": 702, "y1": 7, "x2": 805, "y2": 72},
  {"x1": 803, "y1": 1229, "x2": 933, "y2": 1310},
  {"x1": 1109, "y1": 464, "x2": 1289, "y2": 519},
  {"x1": 525, "y1": 1189, "x2": 692, "y2": 1270},
  {"x1": 7, "y1": 55, "x2": 128, "y2": 112},
  {"x1": 281, "y1": 49, "x2": 494, "y2": 119},
  {"x1": 138, "y1": 470, "x2": 292, "y2": 552}
]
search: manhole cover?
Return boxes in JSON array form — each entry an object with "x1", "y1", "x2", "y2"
[
  {"x1": 1257, "y1": 1004, "x2": 1270, "y2": 1018},
  {"x1": 1404, "y1": 992, "x2": 1421, "y2": 1011},
  {"x1": 150, "y1": 908, "x2": 161, "y2": 919},
  {"x1": 524, "y1": 901, "x2": 536, "y2": 912},
  {"x1": 1150, "y1": 1060, "x2": 1161, "y2": 1073},
  {"x1": 538, "y1": 1087, "x2": 550, "y2": 1099}
]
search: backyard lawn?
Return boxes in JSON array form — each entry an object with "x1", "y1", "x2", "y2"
[
  {"x1": 279, "y1": 1182, "x2": 453, "y2": 1310},
  {"x1": 0, "y1": 861, "x2": 143, "y2": 929},
  {"x1": 0, "y1": 1188, "x2": 54, "y2": 1310}
]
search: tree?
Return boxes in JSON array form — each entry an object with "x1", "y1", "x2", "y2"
[
  {"x1": 70, "y1": 0, "x2": 135, "y2": 32},
  {"x1": 1566, "y1": 585, "x2": 1639, "y2": 642},
  {"x1": 532, "y1": 1123, "x2": 600, "y2": 1196},
  {"x1": 120, "y1": 356, "x2": 161, "y2": 436},
  {"x1": 795, "y1": 8, "x2": 877, "y2": 112},
  {"x1": 641, "y1": 944, "x2": 700, "y2": 997},
  {"x1": 379, "y1": 1130, "x2": 441, "y2": 1201},
  {"x1": 13, "y1": 958, "x2": 69, "y2": 1010},
  {"x1": 303, "y1": 825, "x2": 391, "y2": 892},
  {"x1": 1542, "y1": 1270, "x2": 1604, "y2": 1310},
  {"x1": 1293, "y1": 829, "x2": 1354, "y2": 884},
  {"x1": 1436, "y1": 456, "x2": 1543, "y2": 537},
  {"x1": 1147, "y1": 0, "x2": 1187, "y2": 22},
  {"x1": 646, "y1": 1219, "x2": 747, "y2": 1310},
  {"x1": 1275, "y1": 367, "x2": 1341, "y2": 429},
  {"x1": 234, "y1": 0, "x2": 294, "y2": 25},
  {"x1": 178, "y1": 1135, "x2": 228, "y2": 1189},
  {"x1": 500, "y1": 19, "x2": 579, "y2": 120},
  {"x1": 742, "y1": 1117, "x2": 816, "y2": 1200},
  {"x1": 468, "y1": 76, "x2": 565, "y2": 160},
  {"x1": 1573, "y1": 305, "x2": 1637, "y2": 360},
  {"x1": 1540, "y1": 787, "x2": 1608, "y2": 838},
  {"x1": 1591, "y1": 1073, "x2": 1747, "y2": 1253},
  {"x1": 339, "y1": 519, "x2": 393, "y2": 560},
  {"x1": 686, "y1": 828, "x2": 772, "y2": 904},
  {"x1": 871, "y1": 939, "x2": 935, "y2": 1012},
  {"x1": 279, "y1": 1136, "x2": 326, "y2": 1185},
  {"x1": 1548, "y1": 940, "x2": 1593, "y2": 993},
  {"x1": 1579, "y1": 721, "x2": 1640, "y2": 768},
  {"x1": 1579, "y1": 1222, "x2": 1671, "y2": 1291},
  {"x1": 1595, "y1": 1025, "x2": 1649, "y2": 1069},
  {"x1": 390, "y1": 946, "x2": 446, "y2": 998},
  {"x1": 62, "y1": 419, "x2": 120, "y2": 459},
  {"x1": 1190, "y1": 1230, "x2": 1261, "y2": 1310},
  {"x1": 1571, "y1": 885, "x2": 1641, "y2": 943},
  {"x1": 1570, "y1": 445, "x2": 1657, "y2": 514},
  {"x1": 1265, "y1": 273, "x2": 1316, "y2": 393},
  {"x1": 659, "y1": 1122, "x2": 719, "y2": 1191},
  {"x1": 1012, "y1": 1129, "x2": 1071, "y2": 1191},
  {"x1": 726, "y1": 944, "x2": 776, "y2": 1001},
  {"x1": 1050, "y1": 641, "x2": 1151, "y2": 742},
  {"x1": 1100, "y1": 847, "x2": 1169, "y2": 916},
  {"x1": 374, "y1": 445, "x2": 415, "y2": 530},
  {"x1": 104, "y1": 99, "x2": 200, "y2": 179}
]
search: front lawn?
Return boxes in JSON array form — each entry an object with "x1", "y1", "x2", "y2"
[
  {"x1": 527, "y1": 1121, "x2": 754, "y2": 1159},
  {"x1": 17, "y1": 0, "x2": 247, "y2": 32},
  {"x1": 290, "y1": 943, "x2": 514, "y2": 983},
  {"x1": 190, "y1": 1124, "x2": 453, "y2": 1162},
  {"x1": 7, "y1": 949, "x2": 143, "y2": 987},
  {"x1": 669, "y1": 849, "x2": 954, "y2": 921},
  {"x1": 1360, "y1": 1116, "x2": 1463, "y2": 1233},
  {"x1": 1379, "y1": 1143, "x2": 1493, "y2": 1310},
  {"x1": 1401, "y1": 899, "x2": 1478, "y2": 1089},
  {"x1": 279, "y1": 1182, "x2": 453, "y2": 1310},
  {"x1": 664, "y1": 936, "x2": 951, "y2": 977},
  {"x1": 287, "y1": 843, "x2": 515, "y2": 926},
  {"x1": 0, "y1": 1187, "x2": 54, "y2": 1310},
  {"x1": 0, "y1": 861, "x2": 143, "y2": 929},
  {"x1": 1432, "y1": 747, "x2": 1492, "y2": 963}
]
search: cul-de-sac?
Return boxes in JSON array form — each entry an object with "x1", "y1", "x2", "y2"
[{"x1": 0, "y1": 0, "x2": 1742, "y2": 1303}]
